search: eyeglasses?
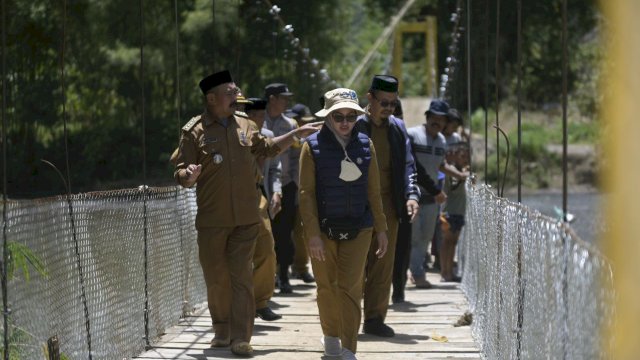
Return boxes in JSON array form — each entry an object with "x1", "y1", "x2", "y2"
[
  {"x1": 372, "y1": 94, "x2": 400, "y2": 108},
  {"x1": 209, "y1": 87, "x2": 240, "y2": 96},
  {"x1": 331, "y1": 113, "x2": 358, "y2": 123}
]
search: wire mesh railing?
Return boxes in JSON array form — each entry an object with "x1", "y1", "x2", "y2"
[
  {"x1": 0, "y1": 186, "x2": 205, "y2": 359},
  {"x1": 460, "y1": 182, "x2": 614, "y2": 360}
]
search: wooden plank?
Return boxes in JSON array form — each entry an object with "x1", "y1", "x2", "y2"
[{"x1": 134, "y1": 272, "x2": 480, "y2": 359}]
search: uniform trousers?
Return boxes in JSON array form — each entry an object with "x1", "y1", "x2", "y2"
[
  {"x1": 393, "y1": 219, "x2": 412, "y2": 298},
  {"x1": 363, "y1": 195, "x2": 399, "y2": 322},
  {"x1": 253, "y1": 194, "x2": 277, "y2": 309},
  {"x1": 292, "y1": 209, "x2": 310, "y2": 275},
  {"x1": 311, "y1": 228, "x2": 373, "y2": 353},
  {"x1": 272, "y1": 182, "x2": 297, "y2": 278},
  {"x1": 197, "y1": 224, "x2": 258, "y2": 344},
  {"x1": 409, "y1": 203, "x2": 439, "y2": 279}
]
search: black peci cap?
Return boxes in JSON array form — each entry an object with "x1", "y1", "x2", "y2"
[
  {"x1": 245, "y1": 98, "x2": 267, "y2": 112},
  {"x1": 370, "y1": 74, "x2": 399, "y2": 93},
  {"x1": 199, "y1": 70, "x2": 234, "y2": 95}
]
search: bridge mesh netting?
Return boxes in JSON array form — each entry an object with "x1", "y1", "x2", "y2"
[
  {"x1": 460, "y1": 183, "x2": 614, "y2": 360},
  {"x1": 1, "y1": 186, "x2": 206, "y2": 359}
]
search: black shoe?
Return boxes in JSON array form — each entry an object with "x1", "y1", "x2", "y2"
[
  {"x1": 363, "y1": 318, "x2": 395, "y2": 337},
  {"x1": 280, "y1": 279, "x2": 293, "y2": 294},
  {"x1": 392, "y1": 295, "x2": 405, "y2": 304},
  {"x1": 297, "y1": 271, "x2": 315, "y2": 283},
  {"x1": 256, "y1": 307, "x2": 282, "y2": 321}
]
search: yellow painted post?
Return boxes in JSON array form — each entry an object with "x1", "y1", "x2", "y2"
[
  {"x1": 426, "y1": 16, "x2": 437, "y2": 97},
  {"x1": 601, "y1": 1, "x2": 640, "y2": 359},
  {"x1": 393, "y1": 26, "x2": 404, "y2": 94},
  {"x1": 390, "y1": 19, "x2": 437, "y2": 97}
]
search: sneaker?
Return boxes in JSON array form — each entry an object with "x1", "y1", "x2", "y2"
[
  {"x1": 230, "y1": 341, "x2": 253, "y2": 356},
  {"x1": 363, "y1": 318, "x2": 395, "y2": 337},
  {"x1": 441, "y1": 275, "x2": 462, "y2": 283},
  {"x1": 297, "y1": 271, "x2": 316, "y2": 283},
  {"x1": 256, "y1": 307, "x2": 282, "y2": 321},
  {"x1": 320, "y1": 336, "x2": 342, "y2": 356},
  {"x1": 341, "y1": 348, "x2": 358, "y2": 360},
  {"x1": 414, "y1": 276, "x2": 433, "y2": 289}
]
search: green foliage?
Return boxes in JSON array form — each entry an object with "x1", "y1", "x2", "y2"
[
  {"x1": 0, "y1": 324, "x2": 32, "y2": 360},
  {"x1": 1, "y1": 0, "x2": 601, "y2": 196},
  {"x1": 6, "y1": 242, "x2": 48, "y2": 282}
]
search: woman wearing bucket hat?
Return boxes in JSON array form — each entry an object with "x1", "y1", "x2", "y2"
[{"x1": 298, "y1": 88, "x2": 389, "y2": 360}]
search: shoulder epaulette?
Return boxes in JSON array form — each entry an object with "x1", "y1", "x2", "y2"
[
  {"x1": 181, "y1": 115, "x2": 202, "y2": 131},
  {"x1": 235, "y1": 111, "x2": 249, "y2": 119}
]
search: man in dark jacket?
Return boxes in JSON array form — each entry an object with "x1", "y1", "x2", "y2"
[{"x1": 355, "y1": 75, "x2": 420, "y2": 337}]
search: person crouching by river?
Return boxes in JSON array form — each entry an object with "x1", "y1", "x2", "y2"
[{"x1": 298, "y1": 88, "x2": 389, "y2": 360}]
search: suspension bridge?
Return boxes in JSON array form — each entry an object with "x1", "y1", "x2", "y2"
[{"x1": 1, "y1": 0, "x2": 635, "y2": 359}]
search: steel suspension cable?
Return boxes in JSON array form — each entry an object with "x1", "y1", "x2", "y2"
[
  {"x1": 466, "y1": 0, "x2": 472, "y2": 169},
  {"x1": 58, "y1": 1, "x2": 94, "y2": 358},
  {"x1": 516, "y1": 1, "x2": 524, "y2": 358},
  {"x1": 517, "y1": 0, "x2": 522, "y2": 203},
  {"x1": 561, "y1": 0, "x2": 568, "y2": 223},
  {"x1": 1, "y1": 0, "x2": 9, "y2": 357},
  {"x1": 174, "y1": 0, "x2": 181, "y2": 141},
  {"x1": 139, "y1": 0, "x2": 151, "y2": 349},
  {"x1": 483, "y1": 0, "x2": 489, "y2": 185},
  {"x1": 561, "y1": 1, "x2": 570, "y2": 358},
  {"x1": 495, "y1": 0, "x2": 501, "y2": 193}
]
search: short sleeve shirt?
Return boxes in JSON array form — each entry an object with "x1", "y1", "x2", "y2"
[{"x1": 407, "y1": 125, "x2": 447, "y2": 183}]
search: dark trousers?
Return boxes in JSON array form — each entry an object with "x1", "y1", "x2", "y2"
[
  {"x1": 392, "y1": 219, "x2": 412, "y2": 299},
  {"x1": 272, "y1": 182, "x2": 297, "y2": 280}
]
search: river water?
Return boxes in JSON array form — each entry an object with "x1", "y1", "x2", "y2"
[{"x1": 507, "y1": 191, "x2": 605, "y2": 247}]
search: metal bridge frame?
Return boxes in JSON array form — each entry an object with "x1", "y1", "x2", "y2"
[{"x1": 391, "y1": 18, "x2": 438, "y2": 97}]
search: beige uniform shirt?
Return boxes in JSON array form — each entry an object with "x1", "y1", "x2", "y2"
[
  {"x1": 173, "y1": 110, "x2": 281, "y2": 228},
  {"x1": 298, "y1": 140, "x2": 388, "y2": 239},
  {"x1": 369, "y1": 121, "x2": 393, "y2": 197}
]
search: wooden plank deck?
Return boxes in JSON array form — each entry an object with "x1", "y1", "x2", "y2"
[{"x1": 134, "y1": 272, "x2": 481, "y2": 359}]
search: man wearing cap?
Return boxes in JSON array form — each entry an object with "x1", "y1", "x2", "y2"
[
  {"x1": 263, "y1": 83, "x2": 299, "y2": 294},
  {"x1": 354, "y1": 75, "x2": 421, "y2": 337},
  {"x1": 285, "y1": 103, "x2": 317, "y2": 284},
  {"x1": 172, "y1": 71, "x2": 321, "y2": 356},
  {"x1": 406, "y1": 99, "x2": 468, "y2": 289},
  {"x1": 245, "y1": 97, "x2": 284, "y2": 321}
]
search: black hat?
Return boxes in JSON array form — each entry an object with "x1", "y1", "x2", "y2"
[
  {"x1": 245, "y1": 98, "x2": 267, "y2": 112},
  {"x1": 199, "y1": 70, "x2": 234, "y2": 95},
  {"x1": 370, "y1": 75, "x2": 399, "y2": 93},
  {"x1": 425, "y1": 99, "x2": 450, "y2": 116},
  {"x1": 285, "y1": 103, "x2": 316, "y2": 122},
  {"x1": 264, "y1": 83, "x2": 294, "y2": 98},
  {"x1": 447, "y1": 108, "x2": 463, "y2": 124}
]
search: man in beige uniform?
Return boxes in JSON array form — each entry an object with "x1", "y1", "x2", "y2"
[
  {"x1": 173, "y1": 70, "x2": 321, "y2": 356},
  {"x1": 245, "y1": 97, "x2": 283, "y2": 321},
  {"x1": 355, "y1": 75, "x2": 420, "y2": 338}
]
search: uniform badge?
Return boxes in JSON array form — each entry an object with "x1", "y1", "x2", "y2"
[
  {"x1": 213, "y1": 153, "x2": 223, "y2": 164},
  {"x1": 356, "y1": 157, "x2": 363, "y2": 165}
]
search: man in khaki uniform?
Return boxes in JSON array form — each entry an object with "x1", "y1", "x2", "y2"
[
  {"x1": 245, "y1": 97, "x2": 283, "y2": 321},
  {"x1": 173, "y1": 70, "x2": 321, "y2": 356},
  {"x1": 355, "y1": 75, "x2": 420, "y2": 338}
]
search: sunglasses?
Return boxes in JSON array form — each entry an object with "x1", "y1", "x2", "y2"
[
  {"x1": 331, "y1": 113, "x2": 358, "y2": 123},
  {"x1": 372, "y1": 95, "x2": 400, "y2": 108}
]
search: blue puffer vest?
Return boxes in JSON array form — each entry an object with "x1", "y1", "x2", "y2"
[{"x1": 307, "y1": 126, "x2": 373, "y2": 228}]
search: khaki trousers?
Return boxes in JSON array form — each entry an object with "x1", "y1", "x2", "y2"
[
  {"x1": 363, "y1": 195, "x2": 399, "y2": 322},
  {"x1": 197, "y1": 224, "x2": 258, "y2": 344},
  {"x1": 292, "y1": 209, "x2": 310, "y2": 274},
  {"x1": 253, "y1": 194, "x2": 277, "y2": 309},
  {"x1": 311, "y1": 228, "x2": 373, "y2": 353}
]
